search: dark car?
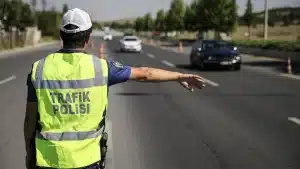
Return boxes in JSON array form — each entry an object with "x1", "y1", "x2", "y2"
[
  {"x1": 190, "y1": 40, "x2": 241, "y2": 70},
  {"x1": 123, "y1": 32, "x2": 134, "y2": 37}
]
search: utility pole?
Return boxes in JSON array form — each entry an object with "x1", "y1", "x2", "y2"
[{"x1": 263, "y1": 0, "x2": 268, "y2": 41}]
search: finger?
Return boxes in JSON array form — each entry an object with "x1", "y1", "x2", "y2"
[
  {"x1": 179, "y1": 81, "x2": 189, "y2": 89},
  {"x1": 190, "y1": 79, "x2": 206, "y2": 89},
  {"x1": 181, "y1": 81, "x2": 195, "y2": 91},
  {"x1": 191, "y1": 77, "x2": 206, "y2": 84}
]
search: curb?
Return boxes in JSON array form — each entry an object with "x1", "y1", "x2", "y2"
[{"x1": 0, "y1": 41, "x2": 60, "y2": 59}]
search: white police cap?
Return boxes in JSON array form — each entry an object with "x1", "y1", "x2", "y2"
[{"x1": 60, "y1": 8, "x2": 92, "y2": 34}]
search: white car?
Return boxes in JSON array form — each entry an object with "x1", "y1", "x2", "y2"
[
  {"x1": 103, "y1": 33, "x2": 112, "y2": 40},
  {"x1": 119, "y1": 36, "x2": 142, "y2": 53}
]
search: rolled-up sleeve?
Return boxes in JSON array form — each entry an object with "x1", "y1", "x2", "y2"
[{"x1": 107, "y1": 60, "x2": 131, "y2": 86}]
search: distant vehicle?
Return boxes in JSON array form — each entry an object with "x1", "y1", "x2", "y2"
[
  {"x1": 123, "y1": 32, "x2": 134, "y2": 37},
  {"x1": 189, "y1": 40, "x2": 241, "y2": 70},
  {"x1": 103, "y1": 32, "x2": 112, "y2": 41},
  {"x1": 119, "y1": 36, "x2": 142, "y2": 53},
  {"x1": 103, "y1": 26, "x2": 110, "y2": 33}
]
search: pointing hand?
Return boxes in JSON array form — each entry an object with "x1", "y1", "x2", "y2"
[{"x1": 177, "y1": 74, "x2": 206, "y2": 92}]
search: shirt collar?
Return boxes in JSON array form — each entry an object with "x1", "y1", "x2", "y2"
[{"x1": 56, "y1": 48, "x2": 87, "y2": 54}]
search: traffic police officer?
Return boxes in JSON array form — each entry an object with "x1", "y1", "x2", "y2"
[{"x1": 24, "y1": 8, "x2": 206, "y2": 169}]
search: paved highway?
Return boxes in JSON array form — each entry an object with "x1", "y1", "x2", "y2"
[{"x1": 0, "y1": 36, "x2": 299, "y2": 169}]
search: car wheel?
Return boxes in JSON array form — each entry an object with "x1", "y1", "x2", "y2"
[
  {"x1": 199, "y1": 61, "x2": 205, "y2": 70},
  {"x1": 229, "y1": 64, "x2": 241, "y2": 71},
  {"x1": 235, "y1": 64, "x2": 241, "y2": 71}
]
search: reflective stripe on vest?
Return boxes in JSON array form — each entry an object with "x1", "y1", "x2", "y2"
[
  {"x1": 36, "y1": 126, "x2": 104, "y2": 141},
  {"x1": 32, "y1": 53, "x2": 108, "y2": 168},
  {"x1": 34, "y1": 56, "x2": 107, "y2": 89}
]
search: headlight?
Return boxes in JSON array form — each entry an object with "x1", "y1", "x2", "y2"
[{"x1": 235, "y1": 56, "x2": 241, "y2": 60}]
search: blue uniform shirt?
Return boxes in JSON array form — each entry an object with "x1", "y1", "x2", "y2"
[{"x1": 26, "y1": 59, "x2": 131, "y2": 102}]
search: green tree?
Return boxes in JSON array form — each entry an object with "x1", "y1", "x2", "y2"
[
  {"x1": 0, "y1": 0, "x2": 11, "y2": 30},
  {"x1": 268, "y1": 17, "x2": 275, "y2": 27},
  {"x1": 110, "y1": 21, "x2": 120, "y2": 29},
  {"x1": 19, "y1": 3, "x2": 34, "y2": 30},
  {"x1": 154, "y1": 9, "x2": 166, "y2": 32},
  {"x1": 143, "y1": 12, "x2": 153, "y2": 31},
  {"x1": 92, "y1": 21, "x2": 103, "y2": 29},
  {"x1": 37, "y1": 10, "x2": 61, "y2": 38},
  {"x1": 197, "y1": 0, "x2": 237, "y2": 37},
  {"x1": 243, "y1": 0, "x2": 254, "y2": 37},
  {"x1": 5, "y1": 0, "x2": 22, "y2": 28},
  {"x1": 124, "y1": 21, "x2": 133, "y2": 29},
  {"x1": 0, "y1": 1, "x2": 34, "y2": 30},
  {"x1": 166, "y1": 0, "x2": 185, "y2": 32},
  {"x1": 230, "y1": 0, "x2": 238, "y2": 31},
  {"x1": 134, "y1": 17, "x2": 144, "y2": 32},
  {"x1": 62, "y1": 4, "x2": 69, "y2": 14},
  {"x1": 184, "y1": 0, "x2": 197, "y2": 32}
]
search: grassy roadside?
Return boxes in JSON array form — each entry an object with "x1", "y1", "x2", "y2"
[
  {"x1": 40, "y1": 36, "x2": 58, "y2": 42},
  {"x1": 232, "y1": 40, "x2": 300, "y2": 52},
  {"x1": 141, "y1": 24, "x2": 300, "y2": 52}
]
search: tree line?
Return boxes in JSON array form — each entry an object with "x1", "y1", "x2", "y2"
[
  {"x1": 0, "y1": 1, "x2": 101, "y2": 39},
  {"x1": 108, "y1": 0, "x2": 300, "y2": 35},
  {"x1": 135, "y1": 0, "x2": 238, "y2": 34}
]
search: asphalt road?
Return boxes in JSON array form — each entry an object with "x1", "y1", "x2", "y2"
[{"x1": 0, "y1": 36, "x2": 299, "y2": 169}]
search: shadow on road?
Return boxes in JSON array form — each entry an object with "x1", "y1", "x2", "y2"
[
  {"x1": 113, "y1": 49, "x2": 141, "y2": 54},
  {"x1": 175, "y1": 64, "x2": 235, "y2": 72}
]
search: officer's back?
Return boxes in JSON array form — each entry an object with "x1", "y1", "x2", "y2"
[{"x1": 24, "y1": 8, "x2": 206, "y2": 169}]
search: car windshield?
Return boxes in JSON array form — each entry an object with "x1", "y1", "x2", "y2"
[
  {"x1": 202, "y1": 41, "x2": 233, "y2": 51},
  {"x1": 124, "y1": 38, "x2": 137, "y2": 41}
]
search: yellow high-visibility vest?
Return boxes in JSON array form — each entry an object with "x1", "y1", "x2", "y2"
[{"x1": 31, "y1": 52, "x2": 108, "y2": 168}]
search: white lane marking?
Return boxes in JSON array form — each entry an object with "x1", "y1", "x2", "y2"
[
  {"x1": 147, "y1": 53, "x2": 155, "y2": 58},
  {"x1": 0, "y1": 75, "x2": 16, "y2": 85},
  {"x1": 105, "y1": 120, "x2": 115, "y2": 169},
  {"x1": 162, "y1": 60, "x2": 175, "y2": 67},
  {"x1": 200, "y1": 77, "x2": 219, "y2": 87},
  {"x1": 288, "y1": 117, "x2": 300, "y2": 126},
  {"x1": 280, "y1": 74, "x2": 300, "y2": 81}
]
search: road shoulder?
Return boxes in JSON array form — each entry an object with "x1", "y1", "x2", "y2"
[{"x1": 0, "y1": 41, "x2": 60, "y2": 59}]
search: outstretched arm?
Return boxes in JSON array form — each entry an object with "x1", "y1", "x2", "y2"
[
  {"x1": 130, "y1": 67, "x2": 183, "y2": 82},
  {"x1": 130, "y1": 67, "x2": 206, "y2": 91},
  {"x1": 107, "y1": 60, "x2": 206, "y2": 91}
]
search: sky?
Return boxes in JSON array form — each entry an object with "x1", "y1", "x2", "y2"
[{"x1": 23, "y1": 0, "x2": 300, "y2": 21}]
